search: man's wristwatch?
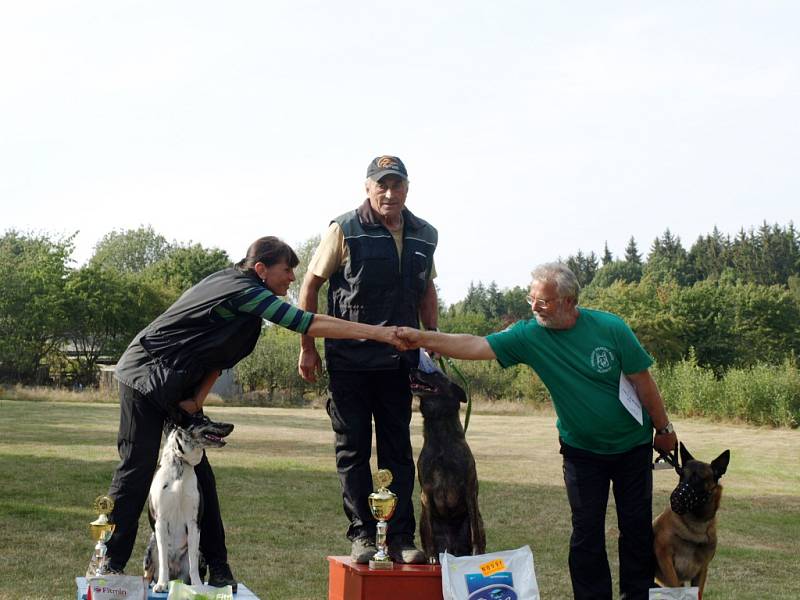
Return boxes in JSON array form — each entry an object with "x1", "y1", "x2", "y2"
[{"x1": 656, "y1": 421, "x2": 674, "y2": 435}]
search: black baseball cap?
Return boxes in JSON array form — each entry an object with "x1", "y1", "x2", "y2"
[{"x1": 366, "y1": 155, "x2": 408, "y2": 181}]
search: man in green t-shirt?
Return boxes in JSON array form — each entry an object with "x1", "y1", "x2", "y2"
[{"x1": 397, "y1": 262, "x2": 678, "y2": 600}]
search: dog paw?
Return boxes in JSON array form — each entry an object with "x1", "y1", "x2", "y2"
[{"x1": 153, "y1": 581, "x2": 168, "y2": 593}]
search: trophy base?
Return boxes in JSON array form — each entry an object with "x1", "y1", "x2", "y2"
[{"x1": 368, "y1": 558, "x2": 394, "y2": 570}]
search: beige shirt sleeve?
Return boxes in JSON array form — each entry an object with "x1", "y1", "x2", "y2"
[{"x1": 308, "y1": 222, "x2": 348, "y2": 280}]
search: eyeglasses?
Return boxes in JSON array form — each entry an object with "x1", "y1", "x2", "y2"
[{"x1": 525, "y1": 295, "x2": 560, "y2": 309}]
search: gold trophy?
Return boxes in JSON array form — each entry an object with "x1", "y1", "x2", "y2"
[
  {"x1": 87, "y1": 495, "x2": 116, "y2": 576},
  {"x1": 368, "y1": 469, "x2": 398, "y2": 570}
]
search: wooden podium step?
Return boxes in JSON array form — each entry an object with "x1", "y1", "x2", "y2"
[{"x1": 327, "y1": 556, "x2": 443, "y2": 600}]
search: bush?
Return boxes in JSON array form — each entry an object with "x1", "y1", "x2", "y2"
[
  {"x1": 508, "y1": 365, "x2": 551, "y2": 405},
  {"x1": 235, "y1": 325, "x2": 327, "y2": 404},
  {"x1": 450, "y1": 359, "x2": 519, "y2": 401},
  {"x1": 652, "y1": 350, "x2": 720, "y2": 417},
  {"x1": 720, "y1": 360, "x2": 800, "y2": 427},
  {"x1": 449, "y1": 359, "x2": 550, "y2": 405},
  {"x1": 653, "y1": 354, "x2": 800, "y2": 427}
]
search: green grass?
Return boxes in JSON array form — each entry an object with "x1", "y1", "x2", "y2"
[{"x1": 0, "y1": 399, "x2": 798, "y2": 599}]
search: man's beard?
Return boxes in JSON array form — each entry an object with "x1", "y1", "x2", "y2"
[{"x1": 535, "y1": 311, "x2": 568, "y2": 329}]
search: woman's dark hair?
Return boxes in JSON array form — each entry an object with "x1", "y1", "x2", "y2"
[{"x1": 236, "y1": 236, "x2": 299, "y2": 272}]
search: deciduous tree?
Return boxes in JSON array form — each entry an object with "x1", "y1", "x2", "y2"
[
  {"x1": 90, "y1": 225, "x2": 170, "y2": 274},
  {"x1": 0, "y1": 231, "x2": 73, "y2": 382}
]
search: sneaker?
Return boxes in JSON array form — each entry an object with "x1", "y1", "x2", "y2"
[
  {"x1": 207, "y1": 562, "x2": 237, "y2": 593},
  {"x1": 350, "y1": 537, "x2": 377, "y2": 564},
  {"x1": 388, "y1": 537, "x2": 426, "y2": 564},
  {"x1": 177, "y1": 408, "x2": 211, "y2": 428},
  {"x1": 177, "y1": 409, "x2": 234, "y2": 432}
]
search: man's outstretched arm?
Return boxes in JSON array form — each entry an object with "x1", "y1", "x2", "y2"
[{"x1": 397, "y1": 327, "x2": 496, "y2": 361}]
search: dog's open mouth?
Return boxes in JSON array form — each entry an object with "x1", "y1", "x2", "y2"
[
  {"x1": 203, "y1": 432, "x2": 228, "y2": 446},
  {"x1": 409, "y1": 367, "x2": 445, "y2": 396},
  {"x1": 410, "y1": 380, "x2": 439, "y2": 395}
]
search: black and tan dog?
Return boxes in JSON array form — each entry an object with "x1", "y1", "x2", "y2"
[
  {"x1": 410, "y1": 367, "x2": 486, "y2": 563},
  {"x1": 653, "y1": 442, "x2": 730, "y2": 599}
]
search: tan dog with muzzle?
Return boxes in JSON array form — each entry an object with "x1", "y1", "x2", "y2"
[{"x1": 652, "y1": 442, "x2": 730, "y2": 599}]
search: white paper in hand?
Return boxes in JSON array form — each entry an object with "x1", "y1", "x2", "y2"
[
  {"x1": 619, "y1": 372, "x2": 643, "y2": 425},
  {"x1": 418, "y1": 349, "x2": 442, "y2": 374}
]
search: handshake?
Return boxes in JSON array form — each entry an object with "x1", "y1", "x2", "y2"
[
  {"x1": 381, "y1": 326, "x2": 426, "y2": 352},
  {"x1": 297, "y1": 324, "x2": 440, "y2": 383},
  {"x1": 299, "y1": 321, "x2": 443, "y2": 384}
]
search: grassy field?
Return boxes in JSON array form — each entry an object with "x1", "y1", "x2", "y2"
[{"x1": 0, "y1": 397, "x2": 798, "y2": 599}]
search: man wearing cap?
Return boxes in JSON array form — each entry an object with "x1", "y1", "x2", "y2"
[{"x1": 297, "y1": 155, "x2": 438, "y2": 564}]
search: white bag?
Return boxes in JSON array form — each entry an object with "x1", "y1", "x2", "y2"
[
  {"x1": 167, "y1": 580, "x2": 234, "y2": 600},
  {"x1": 86, "y1": 575, "x2": 146, "y2": 600},
  {"x1": 440, "y1": 545, "x2": 539, "y2": 600},
  {"x1": 649, "y1": 587, "x2": 699, "y2": 600}
]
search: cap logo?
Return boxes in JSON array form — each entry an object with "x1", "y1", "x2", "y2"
[{"x1": 377, "y1": 156, "x2": 398, "y2": 169}]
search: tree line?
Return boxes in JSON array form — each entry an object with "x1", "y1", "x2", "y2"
[
  {"x1": 443, "y1": 223, "x2": 800, "y2": 372},
  {"x1": 0, "y1": 227, "x2": 230, "y2": 384},
  {"x1": 2, "y1": 223, "x2": 799, "y2": 425}
]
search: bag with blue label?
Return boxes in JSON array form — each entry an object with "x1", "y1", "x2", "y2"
[{"x1": 440, "y1": 545, "x2": 539, "y2": 600}]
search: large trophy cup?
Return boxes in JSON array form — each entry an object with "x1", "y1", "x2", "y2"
[
  {"x1": 87, "y1": 495, "x2": 116, "y2": 576},
  {"x1": 368, "y1": 469, "x2": 398, "y2": 570}
]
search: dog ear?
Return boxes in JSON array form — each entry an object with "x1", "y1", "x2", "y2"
[
  {"x1": 679, "y1": 442, "x2": 695, "y2": 466},
  {"x1": 163, "y1": 420, "x2": 178, "y2": 436},
  {"x1": 452, "y1": 382, "x2": 467, "y2": 404},
  {"x1": 437, "y1": 369, "x2": 467, "y2": 403},
  {"x1": 711, "y1": 449, "x2": 730, "y2": 481}
]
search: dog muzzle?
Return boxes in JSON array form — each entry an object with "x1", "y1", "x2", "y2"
[{"x1": 670, "y1": 481, "x2": 710, "y2": 515}]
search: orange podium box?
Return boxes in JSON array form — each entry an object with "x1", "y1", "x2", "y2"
[{"x1": 327, "y1": 556, "x2": 443, "y2": 600}]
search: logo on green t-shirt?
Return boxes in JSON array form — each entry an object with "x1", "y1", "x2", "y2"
[{"x1": 590, "y1": 346, "x2": 616, "y2": 373}]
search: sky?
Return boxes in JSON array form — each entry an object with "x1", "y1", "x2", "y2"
[{"x1": 2, "y1": 1, "x2": 798, "y2": 305}]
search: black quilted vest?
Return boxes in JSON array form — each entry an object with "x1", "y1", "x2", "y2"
[
  {"x1": 325, "y1": 200, "x2": 437, "y2": 371},
  {"x1": 115, "y1": 268, "x2": 263, "y2": 407}
]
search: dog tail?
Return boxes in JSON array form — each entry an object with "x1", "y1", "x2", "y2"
[{"x1": 143, "y1": 532, "x2": 157, "y2": 583}]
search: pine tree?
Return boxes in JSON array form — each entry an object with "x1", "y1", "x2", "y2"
[
  {"x1": 567, "y1": 250, "x2": 599, "y2": 287},
  {"x1": 644, "y1": 229, "x2": 693, "y2": 285},
  {"x1": 688, "y1": 226, "x2": 729, "y2": 281},
  {"x1": 624, "y1": 237, "x2": 642, "y2": 264},
  {"x1": 602, "y1": 242, "x2": 613, "y2": 265}
]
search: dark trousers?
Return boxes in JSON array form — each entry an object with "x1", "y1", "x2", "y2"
[
  {"x1": 327, "y1": 368, "x2": 416, "y2": 542},
  {"x1": 561, "y1": 441, "x2": 655, "y2": 600},
  {"x1": 104, "y1": 383, "x2": 227, "y2": 571}
]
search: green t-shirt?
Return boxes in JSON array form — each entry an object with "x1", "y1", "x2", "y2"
[{"x1": 486, "y1": 308, "x2": 654, "y2": 454}]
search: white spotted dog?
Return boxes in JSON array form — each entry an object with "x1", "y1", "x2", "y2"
[{"x1": 143, "y1": 415, "x2": 233, "y2": 593}]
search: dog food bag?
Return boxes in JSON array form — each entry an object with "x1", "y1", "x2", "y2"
[
  {"x1": 166, "y1": 581, "x2": 233, "y2": 600},
  {"x1": 648, "y1": 587, "x2": 699, "y2": 600},
  {"x1": 440, "y1": 545, "x2": 539, "y2": 600},
  {"x1": 86, "y1": 575, "x2": 146, "y2": 600}
]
